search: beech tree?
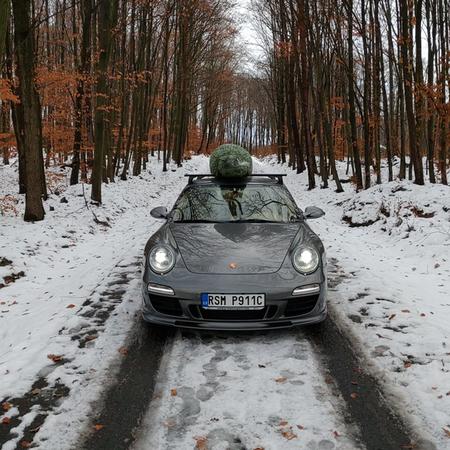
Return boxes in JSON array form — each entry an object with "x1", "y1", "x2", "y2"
[
  {"x1": 11, "y1": 0, "x2": 46, "y2": 221},
  {"x1": 252, "y1": 0, "x2": 449, "y2": 188}
]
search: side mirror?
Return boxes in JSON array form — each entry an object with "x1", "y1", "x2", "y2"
[
  {"x1": 304, "y1": 206, "x2": 325, "y2": 219},
  {"x1": 150, "y1": 206, "x2": 168, "y2": 219}
]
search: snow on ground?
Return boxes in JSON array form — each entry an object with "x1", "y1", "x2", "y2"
[
  {"x1": 259, "y1": 156, "x2": 450, "y2": 449},
  {"x1": 133, "y1": 331, "x2": 362, "y2": 450},
  {"x1": 0, "y1": 155, "x2": 209, "y2": 449}
]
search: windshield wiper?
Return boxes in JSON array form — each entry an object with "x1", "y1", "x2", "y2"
[
  {"x1": 176, "y1": 220, "x2": 218, "y2": 223},
  {"x1": 233, "y1": 219, "x2": 280, "y2": 223}
]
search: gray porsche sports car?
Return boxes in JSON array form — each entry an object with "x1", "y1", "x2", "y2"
[{"x1": 141, "y1": 174, "x2": 327, "y2": 330}]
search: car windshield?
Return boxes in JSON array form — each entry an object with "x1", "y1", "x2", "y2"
[{"x1": 171, "y1": 183, "x2": 302, "y2": 223}]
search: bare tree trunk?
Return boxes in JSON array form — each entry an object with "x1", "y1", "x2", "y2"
[
  {"x1": 12, "y1": 0, "x2": 45, "y2": 221},
  {"x1": 91, "y1": 0, "x2": 118, "y2": 203}
]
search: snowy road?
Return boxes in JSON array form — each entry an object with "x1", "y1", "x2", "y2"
[
  {"x1": 79, "y1": 261, "x2": 412, "y2": 450},
  {"x1": 132, "y1": 328, "x2": 361, "y2": 450}
]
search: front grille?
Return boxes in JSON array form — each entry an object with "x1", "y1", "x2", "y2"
[
  {"x1": 284, "y1": 295, "x2": 318, "y2": 317},
  {"x1": 199, "y1": 307, "x2": 268, "y2": 321},
  {"x1": 150, "y1": 295, "x2": 183, "y2": 317}
]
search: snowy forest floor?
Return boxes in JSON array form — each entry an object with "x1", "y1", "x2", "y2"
[{"x1": 0, "y1": 155, "x2": 449, "y2": 450}]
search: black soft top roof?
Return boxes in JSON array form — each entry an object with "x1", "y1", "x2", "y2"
[{"x1": 185, "y1": 174, "x2": 287, "y2": 186}]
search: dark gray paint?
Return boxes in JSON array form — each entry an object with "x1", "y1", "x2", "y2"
[{"x1": 142, "y1": 179, "x2": 327, "y2": 329}]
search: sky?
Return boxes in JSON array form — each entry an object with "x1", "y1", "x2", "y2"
[{"x1": 233, "y1": 0, "x2": 264, "y2": 72}]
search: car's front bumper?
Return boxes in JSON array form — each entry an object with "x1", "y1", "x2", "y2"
[{"x1": 141, "y1": 269, "x2": 327, "y2": 330}]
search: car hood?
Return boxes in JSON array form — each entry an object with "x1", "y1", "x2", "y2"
[{"x1": 169, "y1": 222, "x2": 301, "y2": 274}]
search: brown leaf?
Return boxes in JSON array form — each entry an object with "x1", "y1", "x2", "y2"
[
  {"x1": 20, "y1": 441, "x2": 32, "y2": 448},
  {"x1": 170, "y1": 388, "x2": 177, "y2": 397},
  {"x1": 31, "y1": 388, "x2": 41, "y2": 396},
  {"x1": 93, "y1": 424, "x2": 104, "y2": 431},
  {"x1": 388, "y1": 314, "x2": 396, "y2": 320},
  {"x1": 333, "y1": 430, "x2": 341, "y2": 438},
  {"x1": 279, "y1": 420, "x2": 288, "y2": 426},
  {"x1": 47, "y1": 354, "x2": 63, "y2": 363},
  {"x1": 118, "y1": 347, "x2": 128, "y2": 356},
  {"x1": 296, "y1": 424, "x2": 305, "y2": 430},
  {"x1": 2, "y1": 402, "x2": 12, "y2": 411},
  {"x1": 194, "y1": 435, "x2": 208, "y2": 449},
  {"x1": 163, "y1": 419, "x2": 176, "y2": 428},
  {"x1": 401, "y1": 309, "x2": 410, "y2": 313},
  {"x1": 281, "y1": 429, "x2": 297, "y2": 440},
  {"x1": 66, "y1": 304, "x2": 76, "y2": 309},
  {"x1": 404, "y1": 360, "x2": 413, "y2": 369},
  {"x1": 350, "y1": 392, "x2": 358, "y2": 399},
  {"x1": 253, "y1": 448, "x2": 265, "y2": 450},
  {"x1": 443, "y1": 428, "x2": 450, "y2": 438},
  {"x1": 275, "y1": 376, "x2": 287, "y2": 383},
  {"x1": 1, "y1": 417, "x2": 11, "y2": 425},
  {"x1": 420, "y1": 313, "x2": 426, "y2": 317}
]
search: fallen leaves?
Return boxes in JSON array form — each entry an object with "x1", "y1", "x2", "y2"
[
  {"x1": 279, "y1": 420, "x2": 298, "y2": 440},
  {"x1": 93, "y1": 424, "x2": 104, "y2": 431},
  {"x1": 163, "y1": 419, "x2": 176, "y2": 428},
  {"x1": 274, "y1": 376, "x2": 287, "y2": 383},
  {"x1": 194, "y1": 435, "x2": 208, "y2": 449},
  {"x1": 170, "y1": 388, "x2": 177, "y2": 397},
  {"x1": 47, "y1": 354, "x2": 63, "y2": 363},
  {"x1": 404, "y1": 360, "x2": 413, "y2": 369},
  {"x1": 443, "y1": 428, "x2": 450, "y2": 438},
  {"x1": 20, "y1": 440, "x2": 32, "y2": 448},
  {"x1": 333, "y1": 430, "x2": 341, "y2": 438},
  {"x1": 118, "y1": 347, "x2": 128, "y2": 356},
  {"x1": 1, "y1": 416, "x2": 11, "y2": 425},
  {"x1": 350, "y1": 392, "x2": 358, "y2": 399},
  {"x1": 66, "y1": 304, "x2": 76, "y2": 309},
  {"x1": 2, "y1": 402, "x2": 12, "y2": 411},
  {"x1": 388, "y1": 314, "x2": 396, "y2": 321},
  {"x1": 281, "y1": 429, "x2": 297, "y2": 440}
]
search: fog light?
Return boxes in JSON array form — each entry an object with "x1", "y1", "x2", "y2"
[
  {"x1": 147, "y1": 283, "x2": 174, "y2": 296},
  {"x1": 292, "y1": 284, "x2": 320, "y2": 296}
]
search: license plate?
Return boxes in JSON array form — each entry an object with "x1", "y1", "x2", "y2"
[{"x1": 201, "y1": 293, "x2": 265, "y2": 310}]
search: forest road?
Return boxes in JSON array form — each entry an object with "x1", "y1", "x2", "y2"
[{"x1": 79, "y1": 260, "x2": 418, "y2": 450}]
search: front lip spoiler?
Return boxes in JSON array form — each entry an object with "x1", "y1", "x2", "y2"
[{"x1": 142, "y1": 307, "x2": 327, "y2": 331}]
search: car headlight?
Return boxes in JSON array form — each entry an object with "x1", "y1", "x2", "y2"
[
  {"x1": 148, "y1": 245, "x2": 175, "y2": 274},
  {"x1": 292, "y1": 247, "x2": 319, "y2": 274}
]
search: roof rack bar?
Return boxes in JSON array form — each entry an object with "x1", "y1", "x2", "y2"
[{"x1": 185, "y1": 174, "x2": 287, "y2": 185}]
